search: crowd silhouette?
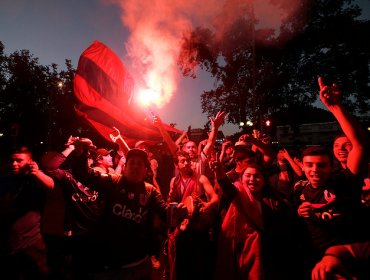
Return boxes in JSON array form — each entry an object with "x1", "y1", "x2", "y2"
[{"x1": 0, "y1": 78, "x2": 369, "y2": 280}]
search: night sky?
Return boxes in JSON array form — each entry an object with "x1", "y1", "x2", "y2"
[{"x1": 1, "y1": 0, "x2": 369, "y2": 136}]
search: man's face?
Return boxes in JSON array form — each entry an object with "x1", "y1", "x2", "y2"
[
  {"x1": 302, "y1": 155, "x2": 332, "y2": 188},
  {"x1": 183, "y1": 141, "x2": 198, "y2": 159},
  {"x1": 176, "y1": 155, "x2": 193, "y2": 176},
  {"x1": 11, "y1": 153, "x2": 31, "y2": 174},
  {"x1": 123, "y1": 156, "x2": 146, "y2": 183},
  {"x1": 100, "y1": 154, "x2": 113, "y2": 168},
  {"x1": 333, "y1": 136, "x2": 352, "y2": 164}
]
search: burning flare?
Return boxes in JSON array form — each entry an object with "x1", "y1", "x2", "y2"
[{"x1": 109, "y1": 0, "x2": 301, "y2": 108}]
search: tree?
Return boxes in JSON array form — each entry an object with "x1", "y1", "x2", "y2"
[
  {"x1": 0, "y1": 42, "x2": 93, "y2": 155},
  {"x1": 0, "y1": 48, "x2": 50, "y2": 148},
  {"x1": 276, "y1": 0, "x2": 370, "y2": 113},
  {"x1": 178, "y1": 0, "x2": 370, "y2": 128}
]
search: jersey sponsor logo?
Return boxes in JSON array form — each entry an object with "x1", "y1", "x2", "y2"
[
  {"x1": 112, "y1": 204, "x2": 148, "y2": 224},
  {"x1": 313, "y1": 208, "x2": 341, "y2": 221},
  {"x1": 324, "y1": 190, "x2": 335, "y2": 203},
  {"x1": 71, "y1": 190, "x2": 98, "y2": 202}
]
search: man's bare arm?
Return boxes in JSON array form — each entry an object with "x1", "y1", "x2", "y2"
[
  {"x1": 318, "y1": 77, "x2": 369, "y2": 175},
  {"x1": 203, "y1": 111, "x2": 226, "y2": 158}
]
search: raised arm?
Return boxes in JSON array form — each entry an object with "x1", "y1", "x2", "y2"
[
  {"x1": 28, "y1": 161, "x2": 54, "y2": 190},
  {"x1": 109, "y1": 127, "x2": 130, "y2": 156},
  {"x1": 242, "y1": 134, "x2": 275, "y2": 168},
  {"x1": 42, "y1": 137, "x2": 77, "y2": 180},
  {"x1": 202, "y1": 111, "x2": 226, "y2": 158},
  {"x1": 199, "y1": 174, "x2": 219, "y2": 210},
  {"x1": 281, "y1": 148, "x2": 303, "y2": 177},
  {"x1": 219, "y1": 140, "x2": 233, "y2": 163},
  {"x1": 175, "y1": 131, "x2": 188, "y2": 147},
  {"x1": 60, "y1": 136, "x2": 84, "y2": 158},
  {"x1": 318, "y1": 77, "x2": 369, "y2": 175},
  {"x1": 72, "y1": 138, "x2": 119, "y2": 191},
  {"x1": 152, "y1": 115, "x2": 179, "y2": 155},
  {"x1": 209, "y1": 153, "x2": 238, "y2": 201},
  {"x1": 198, "y1": 139, "x2": 207, "y2": 155}
]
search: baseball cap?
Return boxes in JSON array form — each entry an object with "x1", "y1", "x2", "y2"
[
  {"x1": 126, "y1": 148, "x2": 151, "y2": 168},
  {"x1": 134, "y1": 140, "x2": 147, "y2": 149},
  {"x1": 95, "y1": 148, "x2": 113, "y2": 157},
  {"x1": 235, "y1": 141, "x2": 248, "y2": 147}
]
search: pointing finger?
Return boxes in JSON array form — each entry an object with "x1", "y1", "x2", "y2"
[{"x1": 318, "y1": 76, "x2": 325, "y2": 89}]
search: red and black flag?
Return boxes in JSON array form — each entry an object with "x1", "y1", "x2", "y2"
[{"x1": 74, "y1": 40, "x2": 180, "y2": 147}]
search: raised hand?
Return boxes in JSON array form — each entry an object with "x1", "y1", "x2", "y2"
[
  {"x1": 318, "y1": 76, "x2": 341, "y2": 108},
  {"x1": 209, "y1": 152, "x2": 226, "y2": 179},
  {"x1": 152, "y1": 114, "x2": 162, "y2": 127},
  {"x1": 73, "y1": 137, "x2": 95, "y2": 155},
  {"x1": 65, "y1": 136, "x2": 78, "y2": 147},
  {"x1": 27, "y1": 160, "x2": 40, "y2": 175},
  {"x1": 210, "y1": 111, "x2": 226, "y2": 129},
  {"x1": 109, "y1": 127, "x2": 121, "y2": 143},
  {"x1": 281, "y1": 148, "x2": 292, "y2": 160},
  {"x1": 252, "y1": 129, "x2": 261, "y2": 140},
  {"x1": 293, "y1": 156, "x2": 303, "y2": 169}
]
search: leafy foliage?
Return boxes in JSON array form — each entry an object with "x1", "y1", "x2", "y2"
[
  {"x1": 178, "y1": 0, "x2": 370, "y2": 128},
  {"x1": 0, "y1": 43, "x2": 92, "y2": 154}
]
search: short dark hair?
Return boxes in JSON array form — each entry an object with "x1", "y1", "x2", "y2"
[
  {"x1": 233, "y1": 146, "x2": 256, "y2": 162},
  {"x1": 302, "y1": 146, "x2": 333, "y2": 164},
  {"x1": 173, "y1": 150, "x2": 190, "y2": 165},
  {"x1": 12, "y1": 146, "x2": 32, "y2": 158},
  {"x1": 333, "y1": 133, "x2": 348, "y2": 143}
]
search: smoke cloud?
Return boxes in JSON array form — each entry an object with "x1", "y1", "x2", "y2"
[{"x1": 108, "y1": 0, "x2": 301, "y2": 107}]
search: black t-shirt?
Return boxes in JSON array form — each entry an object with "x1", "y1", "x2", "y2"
[
  {"x1": 81, "y1": 175, "x2": 167, "y2": 269},
  {"x1": 294, "y1": 169, "x2": 366, "y2": 251},
  {"x1": 43, "y1": 153, "x2": 104, "y2": 236}
]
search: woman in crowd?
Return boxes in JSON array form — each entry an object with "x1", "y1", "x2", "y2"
[{"x1": 211, "y1": 159, "x2": 308, "y2": 279}]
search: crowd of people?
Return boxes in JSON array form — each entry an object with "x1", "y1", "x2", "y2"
[{"x1": 0, "y1": 78, "x2": 369, "y2": 280}]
